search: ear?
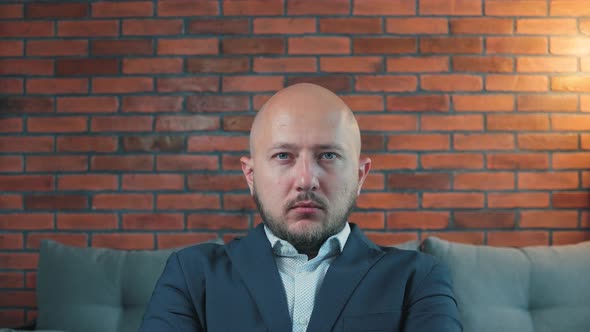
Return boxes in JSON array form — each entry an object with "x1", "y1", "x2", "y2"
[
  {"x1": 356, "y1": 156, "x2": 372, "y2": 195},
  {"x1": 240, "y1": 156, "x2": 255, "y2": 195}
]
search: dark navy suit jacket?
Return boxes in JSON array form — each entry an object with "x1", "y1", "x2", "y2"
[{"x1": 139, "y1": 223, "x2": 462, "y2": 332}]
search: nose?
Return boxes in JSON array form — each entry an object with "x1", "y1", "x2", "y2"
[{"x1": 296, "y1": 155, "x2": 319, "y2": 192}]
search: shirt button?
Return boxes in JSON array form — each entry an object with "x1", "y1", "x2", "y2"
[{"x1": 297, "y1": 317, "x2": 308, "y2": 325}]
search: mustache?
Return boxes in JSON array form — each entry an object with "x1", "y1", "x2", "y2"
[{"x1": 285, "y1": 192, "x2": 327, "y2": 210}]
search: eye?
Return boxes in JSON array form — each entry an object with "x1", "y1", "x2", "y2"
[
  {"x1": 275, "y1": 152, "x2": 291, "y2": 160},
  {"x1": 320, "y1": 152, "x2": 338, "y2": 160}
]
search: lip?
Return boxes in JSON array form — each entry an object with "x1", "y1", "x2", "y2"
[{"x1": 291, "y1": 201, "x2": 322, "y2": 209}]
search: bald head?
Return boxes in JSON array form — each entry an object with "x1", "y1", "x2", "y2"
[{"x1": 249, "y1": 83, "x2": 361, "y2": 157}]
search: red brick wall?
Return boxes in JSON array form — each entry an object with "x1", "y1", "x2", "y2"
[{"x1": 1, "y1": 0, "x2": 590, "y2": 326}]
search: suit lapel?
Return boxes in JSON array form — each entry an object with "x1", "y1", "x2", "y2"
[
  {"x1": 225, "y1": 224, "x2": 292, "y2": 332},
  {"x1": 306, "y1": 224, "x2": 385, "y2": 332}
]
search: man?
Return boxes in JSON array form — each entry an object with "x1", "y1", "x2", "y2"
[{"x1": 139, "y1": 83, "x2": 462, "y2": 331}]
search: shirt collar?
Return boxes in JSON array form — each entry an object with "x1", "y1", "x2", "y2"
[{"x1": 264, "y1": 222, "x2": 351, "y2": 257}]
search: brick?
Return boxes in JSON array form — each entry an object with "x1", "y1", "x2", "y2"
[
  {"x1": 486, "y1": 75, "x2": 548, "y2": 92},
  {"x1": 386, "y1": 18, "x2": 448, "y2": 34},
  {"x1": 27, "y1": 40, "x2": 87, "y2": 56},
  {"x1": 355, "y1": 76, "x2": 417, "y2": 92},
  {"x1": 488, "y1": 193, "x2": 549, "y2": 208},
  {"x1": 124, "y1": 19, "x2": 182, "y2": 35},
  {"x1": 159, "y1": 38, "x2": 218, "y2": 55},
  {"x1": 158, "y1": 233, "x2": 218, "y2": 249},
  {"x1": 188, "y1": 136, "x2": 249, "y2": 152},
  {"x1": 1, "y1": 97, "x2": 54, "y2": 114},
  {"x1": 550, "y1": 37, "x2": 590, "y2": 55},
  {"x1": 289, "y1": 37, "x2": 349, "y2": 55},
  {"x1": 0, "y1": 4, "x2": 23, "y2": 18},
  {"x1": 553, "y1": 191, "x2": 590, "y2": 208},
  {"x1": 363, "y1": 173, "x2": 385, "y2": 190},
  {"x1": 0, "y1": 156, "x2": 22, "y2": 172},
  {"x1": 92, "y1": 39, "x2": 153, "y2": 55},
  {"x1": 58, "y1": 175, "x2": 118, "y2": 191},
  {"x1": 93, "y1": 194, "x2": 152, "y2": 210},
  {"x1": 0, "y1": 176, "x2": 53, "y2": 192},
  {"x1": 421, "y1": 153, "x2": 483, "y2": 169},
  {"x1": 454, "y1": 133, "x2": 514, "y2": 150},
  {"x1": 0, "y1": 253, "x2": 38, "y2": 269},
  {"x1": 488, "y1": 153, "x2": 549, "y2": 170},
  {"x1": 356, "y1": 114, "x2": 417, "y2": 131},
  {"x1": 387, "y1": 56, "x2": 449, "y2": 73},
  {"x1": 0, "y1": 272, "x2": 23, "y2": 288},
  {"x1": 26, "y1": 233, "x2": 87, "y2": 249},
  {"x1": 550, "y1": 0, "x2": 590, "y2": 15},
  {"x1": 583, "y1": 58, "x2": 590, "y2": 72},
  {"x1": 123, "y1": 213, "x2": 184, "y2": 230},
  {"x1": 354, "y1": 37, "x2": 415, "y2": 54},
  {"x1": 287, "y1": 75, "x2": 352, "y2": 92},
  {"x1": 387, "y1": 134, "x2": 450, "y2": 151},
  {"x1": 91, "y1": 155, "x2": 153, "y2": 171},
  {"x1": 122, "y1": 96, "x2": 181, "y2": 113},
  {"x1": 387, "y1": 95, "x2": 449, "y2": 112},
  {"x1": 0, "y1": 22, "x2": 53, "y2": 37},
  {"x1": 57, "y1": 136, "x2": 118, "y2": 153},
  {"x1": 253, "y1": 95, "x2": 273, "y2": 109},
  {"x1": 353, "y1": 0, "x2": 415, "y2": 15},
  {"x1": 342, "y1": 95, "x2": 383, "y2": 112},
  {"x1": 423, "y1": 193, "x2": 484, "y2": 208},
  {"x1": 517, "y1": 57, "x2": 576, "y2": 73},
  {"x1": 189, "y1": 18, "x2": 249, "y2": 35},
  {"x1": 223, "y1": 38, "x2": 284, "y2": 55},
  {"x1": 187, "y1": 58, "x2": 249, "y2": 73},
  {"x1": 91, "y1": 116, "x2": 152, "y2": 132},
  {"x1": 520, "y1": 210, "x2": 578, "y2": 228},
  {"x1": 519, "y1": 172, "x2": 578, "y2": 190},
  {"x1": 320, "y1": 57, "x2": 383, "y2": 73},
  {"x1": 157, "y1": 155, "x2": 218, "y2": 171},
  {"x1": 188, "y1": 214, "x2": 248, "y2": 230},
  {"x1": 552, "y1": 76, "x2": 590, "y2": 92},
  {"x1": 254, "y1": 18, "x2": 315, "y2": 34},
  {"x1": 487, "y1": 37, "x2": 547, "y2": 54},
  {"x1": 57, "y1": 213, "x2": 117, "y2": 230},
  {"x1": 386, "y1": 211, "x2": 449, "y2": 230},
  {"x1": 0, "y1": 118, "x2": 22, "y2": 133},
  {"x1": 320, "y1": 18, "x2": 381, "y2": 34},
  {"x1": 0, "y1": 137, "x2": 53, "y2": 153},
  {"x1": 25, "y1": 194, "x2": 88, "y2": 210},
  {"x1": 0, "y1": 290, "x2": 36, "y2": 307},
  {"x1": 552, "y1": 115, "x2": 590, "y2": 130},
  {"x1": 188, "y1": 174, "x2": 249, "y2": 191},
  {"x1": 0, "y1": 41, "x2": 23, "y2": 56},
  {"x1": 92, "y1": 78, "x2": 153, "y2": 93},
  {"x1": 157, "y1": 194, "x2": 220, "y2": 210},
  {"x1": 223, "y1": 76, "x2": 283, "y2": 92},
  {"x1": 583, "y1": 134, "x2": 590, "y2": 149},
  {"x1": 92, "y1": 234, "x2": 154, "y2": 250},
  {"x1": 387, "y1": 173, "x2": 450, "y2": 190},
  {"x1": 421, "y1": 74, "x2": 482, "y2": 91},
  {"x1": 158, "y1": 0, "x2": 218, "y2": 16},
  {"x1": 254, "y1": 57, "x2": 316, "y2": 73},
  {"x1": 453, "y1": 94, "x2": 514, "y2": 112},
  {"x1": 0, "y1": 214, "x2": 53, "y2": 230},
  {"x1": 92, "y1": 1, "x2": 152, "y2": 17},
  {"x1": 223, "y1": 115, "x2": 254, "y2": 132},
  {"x1": 453, "y1": 56, "x2": 513, "y2": 73},
  {"x1": 553, "y1": 232, "x2": 590, "y2": 245},
  {"x1": 517, "y1": 95, "x2": 577, "y2": 112},
  {"x1": 58, "y1": 21, "x2": 118, "y2": 37},
  {"x1": 455, "y1": 172, "x2": 514, "y2": 190},
  {"x1": 27, "y1": 78, "x2": 88, "y2": 94},
  {"x1": 366, "y1": 153, "x2": 417, "y2": 170},
  {"x1": 123, "y1": 136, "x2": 184, "y2": 152},
  {"x1": 485, "y1": 0, "x2": 547, "y2": 16},
  {"x1": 123, "y1": 174, "x2": 185, "y2": 191},
  {"x1": 518, "y1": 18, "x2": 577, "y2": 35},
  {"x1": 421, "y1": 115, "x2": 483, "y2": 131},
  {"x1": 553, "y1": 153, "x2": 590, "y2": 169},
  {"x1": 223, "y1": 0, "x2": 283, "y2": 15},
  {"x1": 454, "y1": 211, "x2": 516, "y2": 229},
  {"x1": 123, "y1": 58, "x2": 182, "y2": 74},
  {"x1": 26, "y1": 2, "x2": 87, "y2": 18},
  {"x1": 421, "y1": 37, "x2": 482, "y2": 54},
  {"x1": 349, "y1": 212, "x2": 385, "y2": 229},
  {"x1": 488, "y1": 231, "x2": 549, "y2": 247},
  {"x1": 421, "y1": 0, "x2": 480, "y2": 14},
  {"x1": 0, "y1": 79, "x2": 22, "y2": 94},
  {"x1": 0, "y1": 234, "x2": 23, "y2": 250},
  {"x1": 159, "y1": 77, "x2": 219, "y2": 93},
  {"x1": 518, "y1": 134, "x2": 578, "y2": 150},
  {"x1": 488, "y1": 114, "x2": 549, "y2": 131},
  {"x1": 450, "y1": 18, "x2": 512, "y2": 34},
  {"x1": 0, "y1": 59, "x2": 53, "y2": 75},
  {"x1": 156, "y1": 115, "x2": 218, "y2": 132},
  {"x1": 356, "y1": 193, "x2": 417, "y2": 209},
  {"x1": 288, "y1": 0, "x2": 349, "y2": 14},
  {"x1": 186, "y1": 96, "x2": 248, "y2": 112},
  {"x1": 26, "y1": 156, "x2": 87, "y2": 172},
  {"x1": 361, "y1": 134, "x2": 385, "y2": 150}
]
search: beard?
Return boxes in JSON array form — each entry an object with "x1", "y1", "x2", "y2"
[{"x1": 253, "y1": 187, "x2": 357, "y2": 255}]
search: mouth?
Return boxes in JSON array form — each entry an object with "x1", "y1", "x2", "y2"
[{"x1": 289, "y1": 200, "x2": 324, "y2": 214}]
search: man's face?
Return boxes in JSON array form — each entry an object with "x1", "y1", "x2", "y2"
[{"x1": 242, "y1": 104, "x2": 370, "y2": 254}]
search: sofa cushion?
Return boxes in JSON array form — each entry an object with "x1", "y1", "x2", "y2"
[
  {"x1": 422, "y1": 237, "x2": 590, "y2": 332},
  {"x1": 36, "y1": 238, "x2": 222, "y2": 332}
]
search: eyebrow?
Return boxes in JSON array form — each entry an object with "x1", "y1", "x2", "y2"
[{"x1": 269, "y1": 143, "x2": 346, "y2": 151}]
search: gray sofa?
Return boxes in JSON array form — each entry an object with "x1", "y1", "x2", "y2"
[{"x1": 2, "y1": 237, "x2": 589, "y2": 332}]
